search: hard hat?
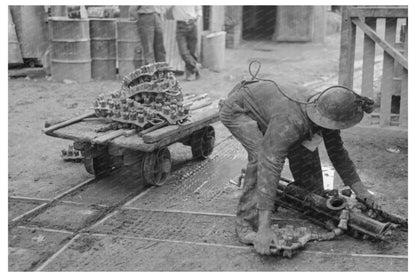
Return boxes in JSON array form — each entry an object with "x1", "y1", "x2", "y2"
[{"x1": 306, "y1": 86, "x2": 366, "y2": 130}]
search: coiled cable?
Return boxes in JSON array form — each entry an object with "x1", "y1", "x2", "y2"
[{"x1": 247, "y1": 60, "x2": 361, "y2": 105}]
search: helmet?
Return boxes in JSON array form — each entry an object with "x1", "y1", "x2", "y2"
[{"x1": 306, "y1": 86, "x2": 368, "y2": 130}]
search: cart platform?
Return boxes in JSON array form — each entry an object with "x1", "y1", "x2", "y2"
[{"x1": 43, "y1": 101, "x2": 220, "y2": 185}]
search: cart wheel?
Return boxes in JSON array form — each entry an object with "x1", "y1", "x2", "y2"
[
  {"x1": 191, "y1": 126, "x2": 215, "y2": 159},
  {"x1": 84, "y1": 152, "x2": 113, "y2": 177},
  {"x1": 143, "y1": 147, "x2": 172, "y2": 186}
]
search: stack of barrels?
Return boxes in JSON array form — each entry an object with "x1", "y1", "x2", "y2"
[
  {"x1": 116, "y1": 19, "x2": 144, "y2": 77},
  {"x1": 50, "y1": 17, "x2": 91, "y2": 82},
  {"x1": 50, "y1": 17, "x2": 144, "y2": 82},
  {"x1": 90, "y1": 19, "x2": 117, "y2": 79}
]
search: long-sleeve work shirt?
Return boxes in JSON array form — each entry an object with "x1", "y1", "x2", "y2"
[{"x1": 228, "y1": 81, "x2": 362, "y2": 210}]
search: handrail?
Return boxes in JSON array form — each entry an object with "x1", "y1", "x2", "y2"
[{"x1": 351, "y1": 18, "x2": 408, "y2": 69}]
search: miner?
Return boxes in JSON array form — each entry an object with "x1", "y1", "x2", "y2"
[{"x1": 219, "y1": 77, "x2": 379, "y2": 255}]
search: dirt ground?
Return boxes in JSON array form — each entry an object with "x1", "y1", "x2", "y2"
[{"x1": 8, "y1": 32, "x2": 408, "y2": 271}]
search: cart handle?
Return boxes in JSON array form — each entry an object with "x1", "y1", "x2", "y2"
[{"x1": 42, "y1": 111, "x2": 96, "y2": 135}]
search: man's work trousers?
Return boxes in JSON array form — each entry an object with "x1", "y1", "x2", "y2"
[
  {"x1": 176, "y1": 21, "x2": 198, "y2": 74},
  {"x1": 219, "y1": 97, "x2": 324, "y2": 243},
  {"x1": 137, "y1": 13, "x2": 166, "y2": 65}
]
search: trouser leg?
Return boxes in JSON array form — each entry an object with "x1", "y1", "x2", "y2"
[
  {"x1": 187, "y1": 24, "x2": 198, "y2": 73},
  {"x1": 176, "y1": 22, "x2": 198, "y2": 73},
  {"x1": 219, "y1": 102, "x2": 263, "y2": 244},
  {"x1": 138, "y1": 14, "x2": 156, "y2": 64},
  {"x1": 153, "y1": 14, "x2": 166, "y2": 62},
  {"x1": 287, "y1": 144, "x2": 324, "y2": 195}
]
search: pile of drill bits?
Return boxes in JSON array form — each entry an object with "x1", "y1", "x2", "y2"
[{"x1": 93, "y1": 62, "x2": 190, "y2": 132}]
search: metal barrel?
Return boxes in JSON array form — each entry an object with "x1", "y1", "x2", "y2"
[
  {"x1": 116, "y1": 19, "x2": 144, "y2": 78},
  {"x1": 49, "y1": 17, "x2": 91, "y2": 82},
  {"x1": 90, "y1": 19, "x2": 116, "y2": 79}
]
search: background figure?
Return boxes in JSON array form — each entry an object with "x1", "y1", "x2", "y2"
[
  {"x1": 129, "y1": 5, "x2": 166, "y2": 64},
  {"x1": 170, "y1": 6, "x2": 202, "y2": 80}
]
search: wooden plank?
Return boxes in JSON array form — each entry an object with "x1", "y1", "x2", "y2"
[
  {"x1": 380, "y1": 18, "x2": 397, "y2": 126},
  {"x1": 351, "y1": 18, "x2": 407, "y2": 69},
  {"x1": 142, "y1": 101, "x2": 219, "y2": 144},
  {"x1": 349, "y1": 7, "x2": 408, "y2": 18},
  {"x1": 360, "y1": 17, "x2": 377, "y2": 125},
  {"x1": 51, "y1": 120, "x2": 109, "y2": 141},
  {"x1": 338, "y1": 7, "x2": 356, "y2": 88},
  {"x1": 399, "y1": 23, "x2": 408, "y2": 128},
  {"x1": 361, "y1": 18, "x2": 376, "y2": 99},
  {"x1": 92, "y1": 129, "x2": 136, "y2": 145},
  {"x1": 110, "y1": 133, "x2": 156, "y2": 152},
  {"x1": 154, "y1": 115, "x2": 219, "y2": 149},
  {"x1": 399, "y1": 70, "x2": 408, "y2": 128}
]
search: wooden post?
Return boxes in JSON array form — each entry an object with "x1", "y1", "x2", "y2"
[
  {"x1": 209, "y1": 6, "x2": 225, "y2": 32},
  {"x1": 399, "y1": 22, "x2": 408, "y2": 128},
  {"x1": 361, "y1": 17, "x2": 377, "y2": 125},
  {"x1": 380, "y1": 18, "x2": 397, "y2": 126},
  {"x1": 338, "y1": 6, "x2": 356, "y2": 88}
]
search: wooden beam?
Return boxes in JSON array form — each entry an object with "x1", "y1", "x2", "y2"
[
  {"x1": 351, "y1": 18, "x2": 408, "y2": 69},
  {"x1": 380, "y1": 18, "x2": 397, "y2": 126},
  {"x1": 338, "y1": 7, "x2": 356, "y2": 88},
  {"x1": 399, "y1": 22, "x2": 408, "y2": 128},
  {"x1": 400, "y1": 69, "x2": 408, "y2": 128},
  {"x1": 360, "y1": 17, "x2": 376, "y2": 125},
  {"x1": 349, "y1": 7, "x2": 407, "y2": 18}
]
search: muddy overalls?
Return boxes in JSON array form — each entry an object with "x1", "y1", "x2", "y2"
[{"x1": 219, "y1": 80, "x2": 361, "y2": 244}]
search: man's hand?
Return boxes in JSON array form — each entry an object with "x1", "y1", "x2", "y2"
[
  {"x1": 350, "y1": 181, "x2": 381, "y2": 210},
  {"x1": 254, "y1": 209, "x2": 278, "y2": 255},
  {"x1": 253, "y1": 226, "x2": 279, "y2": 255}
]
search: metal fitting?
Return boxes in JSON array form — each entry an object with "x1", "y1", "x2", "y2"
[
  {"x1": 138, "y1": 114, "x2": 144, "y2": 123},
  {"x1": 338, "y1": 209, "x2": 350, "y2": 230}
]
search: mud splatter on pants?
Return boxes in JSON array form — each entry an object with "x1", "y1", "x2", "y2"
[{"x1": 219, "y1": 97, "x2": 324, "y2": 243}]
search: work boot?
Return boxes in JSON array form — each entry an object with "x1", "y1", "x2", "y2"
[
  {"x1": 185, "y1": 69, "x2": 192, "y2": 81},
  {"x1": 195, "y1": 63, "x2": 201, "y2": 80}
]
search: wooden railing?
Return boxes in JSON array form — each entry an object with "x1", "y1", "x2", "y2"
[{"x1": 338, "y1": 6, "x2": 408, "y2": 127}]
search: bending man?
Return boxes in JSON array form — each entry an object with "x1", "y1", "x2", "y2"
[{"x1": 219, "y1": 79, "x2": 378, "y2": 255}]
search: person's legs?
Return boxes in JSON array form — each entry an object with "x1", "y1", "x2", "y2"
[
  {"x1": 138, "y1": 14, "x2": 156, "y2": 65},
  {"x1": 220, "y1": 102, "x2": 263, "y2": 244},
  {"x1": 287, "y1": 143, "x2": 324, "y2": 195},
  {"x1": 176, "y1": 22, "x2": 198, "y2": 77},
  {"x1": 153, "y1": 13, "x2": 166, "y2": 62},
  {"x1": 187, "y1": 23, "x2": 199, "y2": 75}
]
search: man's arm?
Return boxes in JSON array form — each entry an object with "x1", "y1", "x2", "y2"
[
  {"x1": 255, "y1": 114, "x2": 304, "y2": 254},
  {"x1": 322, "y1": 129, "x2": 379, "y2": 208}
]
